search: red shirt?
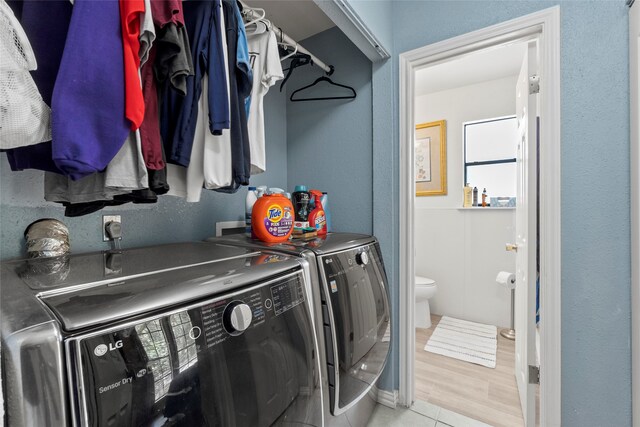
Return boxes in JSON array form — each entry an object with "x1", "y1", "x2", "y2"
[
  {"x1": 150, "y1": 0, "x2": 185, "y2": 27},
  {"x1": 119, "y1": 0, "x2": 145, "y2": 130}
]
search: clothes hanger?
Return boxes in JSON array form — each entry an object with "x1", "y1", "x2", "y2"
[
  {"x1": 289, "y1": 72, "x2": 356, "y2": 102},
  {"x1": 279, "y1": 41, "x2": 298, "y2": 62},
  {"x1": 241, "y1": 5, "x2": 270, "y2": 35},
  {"x1": 242, "y1": 6, "x2": 265, "y2": 28},
  {"x1": 279, "y1": 53, "x2": 312, "y2": 92}
]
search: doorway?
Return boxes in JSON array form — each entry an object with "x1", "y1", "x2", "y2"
[
  {"x1": 398, "y1": 7, "x2": 561, "y2": 427},
  {"x1": 412, "y1": 40, "x2": 527, "y2": 426}
]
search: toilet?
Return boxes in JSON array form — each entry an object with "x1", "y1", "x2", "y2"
[{"x1": 415, "y1": 276, "x2": 437, "y2": 328}]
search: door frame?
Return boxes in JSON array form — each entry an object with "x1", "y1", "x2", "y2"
[
  {"x1": 630, "y1": 1, "x2": 639, "y2": 425},
  {"x1": 398, "y1": 6, "x2": 561, "y2": 426}
]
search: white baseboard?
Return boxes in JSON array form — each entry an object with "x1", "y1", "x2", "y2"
[{"x1": 371, "y1": 385, "x2": 398, "y2": 408}]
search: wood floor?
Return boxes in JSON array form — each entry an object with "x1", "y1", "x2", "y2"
[{"x1": 415, "y1": 314, "x2": 526, "y2": 427}]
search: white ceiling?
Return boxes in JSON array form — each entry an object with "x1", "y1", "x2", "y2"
[
  {"x1": 415, "y1": 42, "x2": 528, "y2": 96},
  {"x1": 243, "y1": 0, "x2": 335, "y2": 42}
]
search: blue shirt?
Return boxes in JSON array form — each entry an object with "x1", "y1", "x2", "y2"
[{"x1": 161, "y1": 0, "x2": 230, "y2": 167}]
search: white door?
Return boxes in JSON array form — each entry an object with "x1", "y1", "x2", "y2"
[{"x1": 514, "y1": 41, "x2": 538, "y2": 427}]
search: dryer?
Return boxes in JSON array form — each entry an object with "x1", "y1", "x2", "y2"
[
  {"x1": 210, "y1": 233, "x2": 391, "y2": 426},
  {"x1": 1, "y1": 242, "x2": 323, "y2": 427}
]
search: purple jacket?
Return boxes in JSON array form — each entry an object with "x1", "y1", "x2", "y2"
[{"x1": 51, "y1": 0, "x2": 130, "y2": 180}]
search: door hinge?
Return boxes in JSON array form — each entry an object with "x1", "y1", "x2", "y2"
[
  {"x1": 528, "y1": 365, "x2": 540, "y2": 384},
  {"x1": 529, "y1": 75, "x2": 540, "y2": 94}
]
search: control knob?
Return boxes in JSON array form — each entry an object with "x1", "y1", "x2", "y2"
[
  {"x1": 356, "y1": 251, "x2": 369, "y2": 266},
  {"x1": 223, "y1": 301, "x2": 253, "y2": 334}
]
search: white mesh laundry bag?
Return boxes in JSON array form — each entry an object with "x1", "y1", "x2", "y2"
[{"x1": 0, "y1": 0, "x2": 51, "y2": 148}]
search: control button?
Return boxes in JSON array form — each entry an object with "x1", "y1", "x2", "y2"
[
  {"x1": 356, "y1": 251, "x2": 369, "y2": 266},
  {"x1": 223, "y1": 301, "x2": 253, "y2": 334},
  {"x1": 188, "y1": 326, "x2": 202, "y2": 340},
  {"x1": 264, "y1": 298, "x2": 273, "y2": 309}
]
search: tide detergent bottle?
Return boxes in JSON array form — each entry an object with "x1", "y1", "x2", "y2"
[
  {"x1": 308, "y1": 190, "x2": 327, "y2": 236},
  {"x1": 251, "y1": 193, "x2": 294, "y2": 243}
]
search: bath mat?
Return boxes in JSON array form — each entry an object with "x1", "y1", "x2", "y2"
[{"x1": 424, "y1": 316, "x2": 497, "y2": 368}]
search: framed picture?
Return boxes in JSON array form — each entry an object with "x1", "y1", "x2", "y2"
[{"x1": 415, "y1": 120, "x2": 447, "y2": 196}]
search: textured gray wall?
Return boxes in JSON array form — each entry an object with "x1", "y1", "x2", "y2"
[{"x1": 286, "y1": 27, "x2": 373, "y2": 235}]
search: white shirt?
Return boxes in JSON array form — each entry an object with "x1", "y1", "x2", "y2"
[{"x1": 246, "y1": 30, "x2": 283, "y2": 175}]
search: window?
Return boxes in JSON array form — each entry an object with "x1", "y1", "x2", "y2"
[
  {"x1": 464, "y1": 116, "x2": 518, "y2": 200},
  {"x1": 136, "y1": 319, "x2": 173, "y2": 401},
  {"x1": 169, "y1": 312, "x2": 198, "y2": 373}
]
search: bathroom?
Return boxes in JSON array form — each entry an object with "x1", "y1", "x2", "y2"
[{"x1": 411, "y1": 41, "x2": 538, "y2": 427}]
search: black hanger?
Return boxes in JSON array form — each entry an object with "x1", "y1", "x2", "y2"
[
  {"x1": 279, "y1": 53, "x2": 311, "y2": 92},
  {"x1": 289, "y1": 75, "x2": 357, "y2": 102}
]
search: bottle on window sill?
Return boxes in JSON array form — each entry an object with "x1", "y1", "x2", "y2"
[{"x1": 463, "y1": 183, "x2": 473, "y2": 208}]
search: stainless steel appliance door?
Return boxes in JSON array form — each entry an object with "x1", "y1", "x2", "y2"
[
  {"x1": 318, "y1": 243, "x2": 390, "y2": 414},
  {"x1": 67, "y1": 272, "x2": 322, "y2": 427}
]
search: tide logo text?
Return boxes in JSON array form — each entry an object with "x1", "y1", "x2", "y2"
[{"x1": 267, "y1": 205, "x2": 283, "y2": 223}]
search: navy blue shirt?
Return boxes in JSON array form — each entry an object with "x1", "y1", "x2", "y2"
[
  {"x1": 161, "y1": 0, "x2": 229, "y2": 167},
  {"x1": 215, "y1": 0, "x2": 251, "y2": 192}
]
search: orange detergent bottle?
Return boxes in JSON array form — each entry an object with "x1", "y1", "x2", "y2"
[
  {"x1": 251, "y1": 193, "x2": 294, "y2": 243},
  {"x1": 308, "y1": 190, "x2": 327, "y2": 236}
]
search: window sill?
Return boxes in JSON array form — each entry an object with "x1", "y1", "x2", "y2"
[{"x1": 457, "y1": 207, "x2": 515, "y2": 210}]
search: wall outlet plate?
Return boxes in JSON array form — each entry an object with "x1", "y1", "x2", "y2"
[{"x1": 103, "y1": 215, "x2": 121, "y2": 241}]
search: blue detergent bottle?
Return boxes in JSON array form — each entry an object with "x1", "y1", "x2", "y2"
[{"x1": 321, "y1": 192, "x2": 331, "y2": 232}]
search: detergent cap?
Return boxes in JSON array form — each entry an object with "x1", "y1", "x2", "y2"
[{"x1": 294, "y1": 185, "x2": 308, "y2": 192}]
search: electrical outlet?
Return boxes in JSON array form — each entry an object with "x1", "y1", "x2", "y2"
[{"x1": 103, "y1": 215, "x2": 122, "y2": 241}]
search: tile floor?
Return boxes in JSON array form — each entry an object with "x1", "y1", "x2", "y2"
[{"x1": 367, "y1": 399, "x2": 492, "y2": 427}]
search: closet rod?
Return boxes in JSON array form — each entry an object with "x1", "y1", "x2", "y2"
[{"x1": 239, "y1": 1, "x2": 334, "y2": 75}]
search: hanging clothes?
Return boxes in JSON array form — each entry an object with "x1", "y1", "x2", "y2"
[
  {"x1": 139, "y1": 47, "x2": 165, "y2": 171},
  {"x1": 215, "y1": 0, "x2": 251, "y2": 192},
  {"x1": 44, "y1": 0, "x2": 151, "y2": 212},
  {"x1": 166, "y1": 77, "x2": 212, "y2": 202},
  {"x1": 51, "y1": 0, "x2": 130, "y2": 180},
  {"x1": 153, "y1": 10, "x2": 192, "y2": 96},
  {"x1": 140, "y1": 0, "x2": 193, "y2": 177},
  {"x1": 0, "y1": 0, "x2": 51, "y2": 149},
  {"x1": 161, "y1": 0, "x2": 229, "y2": 168},
  {"x1": 44, "y1": 172, "x2": 130, "y2": 205},
  {"x1": 246, "y1": 28, "x2": 283, "y2": 175},
  {"x1": 139, "y1": 0, "x2": 155, "y2": 66},
  {"x1": 4, "y1": 0, "x2": 71, "y2": 174},
  {"x1": 167, "y1": 0, "x2": 232, "y2": 200},
  {"x1": 119, "y1": 0, "x2": 145, "y2": 129},
  {"x1": 105, "y1": 131, "x2": 149, "y2": 190},
  {"x1": 203, "y1": 0, "x2": 233, "y2": 190},
  {"x1": 44, "y1": 129, "x2": 150, "y2": 208}
]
